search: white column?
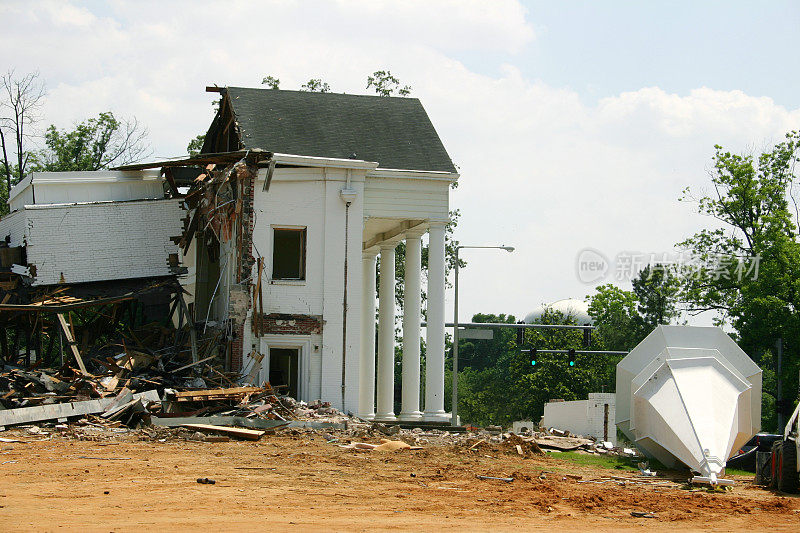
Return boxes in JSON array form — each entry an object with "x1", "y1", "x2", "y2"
[
  {"x1": 358, "y1": 249, "x2": 378, "y2": 419},
  {"x1": 425, "y1": 222, "x2": 448, "y2": 421},
  {"x1": 399, "y1": 231, "x2": 423, "y2": 421},
  {"x1": 376, "y1": 242, "x2": 397, "y2": 420}
]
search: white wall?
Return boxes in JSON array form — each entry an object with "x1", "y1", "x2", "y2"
[
  {"x1": 248, "y1": 166, "x2": 365, "y2": 412},
  {"x1": 9, "y1": 170, "x2": 164, "y2": 212},
  {"x1": 20, "y1": 198, "x2": 183, "y2": 285},
  {"x1": 0, "y1": 210, "x2": 26, "y2": 247},
  {"x1": 542, "y1": 393, "x2": 617, "y2": 444},
  {"x1": 363, "y1": 175, "x2": 450, "y2": 221}
]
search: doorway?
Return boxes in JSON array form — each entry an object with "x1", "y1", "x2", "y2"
[{"x1": 269, "y1": 347, "x2": 299, "y2": 399}]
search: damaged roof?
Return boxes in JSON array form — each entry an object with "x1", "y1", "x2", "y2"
[{"x1": 222, "y1": 87, "x2": 457, "y2": 173}]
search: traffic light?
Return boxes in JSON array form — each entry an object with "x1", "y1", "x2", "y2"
[
  {"x1": 583, "y1": 329, "x2": 592, "y2": 348},
  {"x1": 530, "y1": 348, "x2": 538, "y2": 367},
  {"x1": 567, "y1": 348, "x2": 576, "y2": 367},
  {"x1": 516, "y1": 322, "x2": 524, "y2": 345}
]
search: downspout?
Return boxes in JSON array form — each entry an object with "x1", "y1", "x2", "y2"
[{"x1": 340, "y1": 169, "x2": 358, "y2": 410}]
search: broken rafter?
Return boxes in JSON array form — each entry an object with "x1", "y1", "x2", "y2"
[
  {"x1": 112, "y1": 150, "x2": 272, "y2": 171},
  {"x1": 55, "y1": 313, "x2": 89, "y2": 376}
]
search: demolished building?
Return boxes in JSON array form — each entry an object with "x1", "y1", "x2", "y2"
[{"x1": 0, "y1": 86, "x2": 460, "y2": 420}]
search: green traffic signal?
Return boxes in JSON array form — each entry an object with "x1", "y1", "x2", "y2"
[
  {"x1": 568, "y1": 348, "x2": 576, "y2": 367},
  {"x1": 530, "y1": 348, "x2": 537, "y2": 366}
]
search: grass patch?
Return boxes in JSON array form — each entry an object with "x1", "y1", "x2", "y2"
[
  {"x1": 555, "y1": 451, "x2": 641, "y2": 472},
  {"x1": 725, "y1": 467, "x2": 754, "y2": 477}
]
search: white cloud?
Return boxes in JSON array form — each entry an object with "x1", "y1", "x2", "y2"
[{"x1": 1, "y1": 0, "x2": 798, "y2": 323}]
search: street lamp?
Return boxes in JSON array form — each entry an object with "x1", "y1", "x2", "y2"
[{"x1": 452, "y1": 245, "x2": 515, "y2": 426}]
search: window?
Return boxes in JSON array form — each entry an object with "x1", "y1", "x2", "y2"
[{"x1": 272, "y1": 227, "x2": 306, "y2": 280}]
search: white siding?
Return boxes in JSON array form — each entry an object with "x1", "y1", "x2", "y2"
[
  {"x1": 364, "y1": 177, "x2": 449, "y2": 221},
  {"x1": 23, "y1": 198, "x2": 183, "y2": 285},
  {"x1": 0, "y1": 210, "x2": 27, "y2": 247},
  {"x1": 248, "y1": 167, "x2": 365, "y2": 412}
]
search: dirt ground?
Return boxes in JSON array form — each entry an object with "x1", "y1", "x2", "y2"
[{"x1": 1, "y1": 430, "x2": 798, "y2": 532}]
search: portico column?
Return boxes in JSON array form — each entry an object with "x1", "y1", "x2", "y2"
[
  {"x1": 399, "y1": 231, "x2": 423, "y2": 421},
  {"x1": 358, "y1": 249, "x2": 378, "y2": 419},
  {"x1": 376, "y1": 242, "x2": 397, "y2": 420},
  {"x1": 425, "y1": 222, "x2": 448, "y2": 421}
]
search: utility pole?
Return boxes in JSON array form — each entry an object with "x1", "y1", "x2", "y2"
[{"x1": 776, "y1": 337, "x2": 784, "y2": 430}]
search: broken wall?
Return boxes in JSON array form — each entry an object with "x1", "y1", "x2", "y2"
[
  {"x1": 17, "y1": 198, "x2": 183, "y2": 285},
  {"x1": 542, "y1": 393, "x2": 617, "y2": 444}
]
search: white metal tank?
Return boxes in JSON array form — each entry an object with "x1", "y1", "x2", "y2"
[{"x1": 616, "y1": 326, "x2": 762, "y2": 483}]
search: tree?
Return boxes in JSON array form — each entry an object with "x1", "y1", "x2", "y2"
[
  {"x1": 35, "y1": 112, "x2": 150, "y2": 171},
  {"x1": 366, "y1": 70, "x2": 411, "y2": 97},
  {"x1": 301, "y1": 79, "x2": 330, "y2": 93},
  {"x1": 187, "y1": 135, "x2": 205, "y2": 157},
  {"x1": 261, "y1": 76, "x2": 280, "y2": 89},
  {"x1": 0, "y1": 70, "x2": 46, "y2": 192},
  {"x1": 455, "y1": 309, "x2": 616, "y2": 426},
  {"x1": 587, "y1": 284, "x2": 642, "y2": 351},
  {"x1": 678, "y1": 131, "x2": 800, "y2": 431},
  {"x1": 631, "y1": 264, "x2": 680, "y2": 335}
]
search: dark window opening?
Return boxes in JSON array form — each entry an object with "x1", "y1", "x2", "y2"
[{"x1": 272, "y1": 228, "x2": 306, "y2": 280}]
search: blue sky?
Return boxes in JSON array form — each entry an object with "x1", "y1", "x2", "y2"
[
  {"x1": 1, "y1": 1, "x2": 798, "y2": 324},
  {"x1": 460, "y1": 1, "x2": 799, "y2": 108}
]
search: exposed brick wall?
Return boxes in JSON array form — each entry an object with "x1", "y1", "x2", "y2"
[
  {"x1": 256, "y1": 313, "x2": 323, "y2": 335},
  {"x1": 229, "y1": 161, "x2": 258, "y2": 373}
]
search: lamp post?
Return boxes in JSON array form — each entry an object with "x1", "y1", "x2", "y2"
[{"x1": 452, "y1": 245, "x2": 515, "y2": 426}]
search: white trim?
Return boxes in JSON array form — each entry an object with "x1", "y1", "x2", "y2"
[
  {"x1": 19, "y1": 197, "x2": 177, "y2": 210},
  {"x1": 272, "y1": 153, "x2": 379, "y2": 170},
  {"x1": 367, "y1": 168, "x2": 459, "y2": 181},
  {"x1": 259, "y1": 335, "x2": 312, "y2": 402},
  {"x1": 9, "y1": 170, "x2": 163, "y2": 202}
]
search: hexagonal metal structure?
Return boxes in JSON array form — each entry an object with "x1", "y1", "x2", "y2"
[{"x1": 616, "y1": 326, "x2": 761, "y2": 479}]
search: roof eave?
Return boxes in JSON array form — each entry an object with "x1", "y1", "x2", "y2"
[
  {"x1": 367, "y1": 168, "x2": 459, "y2": 181},
  {"x1": 272, "y1": 153, "x2": 379, "y2": 170}
]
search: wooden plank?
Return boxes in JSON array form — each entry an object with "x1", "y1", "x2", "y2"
[
  {"x1": 0, "y1": 390, "x2": 159, "y2": 427},
  {"x1": 176, "y1": 291, "x2": 198, "y2": 363},
  {"x1": 173, "y1": 386, "x2": 263, "y2": 400},
  {"x1": 180, "y1": 423, "x2": 265, "y2": 441},
  {"x1": 56, "y1": 313, "x2": 88, "y2": 376},
  {"x1": 171, "y1": 354, "x2": 216, "y2": 373}
]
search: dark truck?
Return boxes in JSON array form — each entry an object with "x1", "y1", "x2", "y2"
[{"x1": 761, "y1": 401, "x2": 800, "y2": 493}]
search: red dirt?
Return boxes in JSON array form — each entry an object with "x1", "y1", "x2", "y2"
[{"x1": 1, "y1": 432, "x2": 798, "y2": 531}]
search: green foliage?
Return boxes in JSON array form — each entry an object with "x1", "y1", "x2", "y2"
[
  {"x1": 301, "y1": 79, "x2": 330, "y2": 93},
  {"x1": 187, "y1": 134, "x2": 205, "y2": 157},
  {"x1": 261, "y1": 76, "x2": 280, "y2": 89},
  {"x1": 455, "y1": 310, "x2": 619, "y2": 427},
  {"x1": 366, "y1": 70, "x2": 411, "y2": 97},
  {"x1": 678, "y1": 131, "x2": 800, "y2": 429},
  {"x1": 0, "y1": 177, "x2": 8, "y2": 217},
  {"x1": 632, "y1": 264, "x2": 680, "y2": 330},
  {"x1": 36, "y1": 112, "x2": 149, "y2": 171},
  {"x1": 587, "y1": 284, "x2": 642, "y2": 351}
]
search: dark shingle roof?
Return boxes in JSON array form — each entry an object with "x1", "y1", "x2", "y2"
[{"x1": 224, "y1": 87, "x2": 456, "y2": 173}]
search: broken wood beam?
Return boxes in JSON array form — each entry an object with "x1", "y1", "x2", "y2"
[
  {"x1": 56, "y1": 313, "x2": 88, "y2": 376},
  {"x1": 180, "y1": 423, "x2": 265, "y2": 441},
  {"x1": 173, "y1": 386, "x2": 263, "y2": 402}
]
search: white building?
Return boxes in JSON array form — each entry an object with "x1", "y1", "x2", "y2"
[
  {"x1": 188, "y1": 87, "x2": 460, "y2": 420},
  {"x1": 0, "y1": 170, "x2": 182, "y2": 285},
  {"x1": 0, "y1": 86, "x2": 460, "y2": 422}
]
